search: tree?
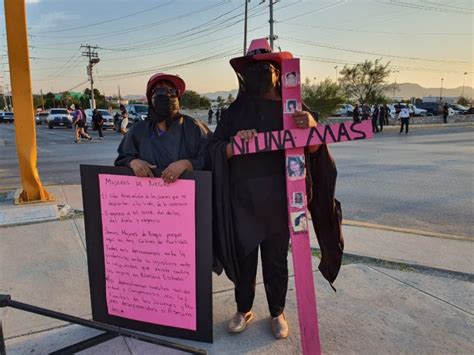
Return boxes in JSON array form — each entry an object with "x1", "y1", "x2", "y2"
[
  {"x1": 226, "y1": 93, "x2": 235, "y2": 104},
  {"x1": 339, "y1": 59, "x2": 392, "y2": 104},
  {"x1": 180, "y1": 90, "x2": 201, "y2": 109},
  {"x1": 83, "y1": 88, "x2": 108, "y2": 108},
  {"x1": 457, "y1": 96, "x2": 470, "y2": 106},
  {"x1": 216, "y1": 95, "x2": 225, "y2": 107},
  {"x1": 302, "y1": 77, "x2": 346, "y2": 119},
  {"x1": 199, "y1": 96, "x2": 211, "y2": 108},
  {"x1": 44, "y1": 92, "x2": 55, "y2": 108}
]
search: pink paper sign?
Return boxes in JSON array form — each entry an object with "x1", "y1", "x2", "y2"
[
  {"x1": 98, "y1": 174, "x2": 196, "y2": 330},
  {"x1": 232, "y1": 120, "x2": 373, "y2": 156}
]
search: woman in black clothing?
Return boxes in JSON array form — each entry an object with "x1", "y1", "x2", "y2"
[{"x1": 115, "y1": 73, "x2": 211, "y2": 182}]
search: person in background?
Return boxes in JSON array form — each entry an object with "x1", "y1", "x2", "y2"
[
  {"x1": 380, "y1": 103, "x2": 389, "y2": 129},
  {"x1": 208, "y1": 108, "x2": 214, "y2": 124},
  {"x1": 384, "y1": 104, "x2": 390, "y2": 125},
  {"x1": 72, "y1": 105, "x2": 92, "y2": 143},
  {"x1": 215, "y1": 108, "x2": 221, "y2": 123},
  {"x1": 372, "y1": 104, "x2": 380, "y2": 133},
  {"x1": 115, "y1": 72, "x2": 211, "y2": 182},
  {"x1": 352, "y1": 103, "x2": 360, "y2": 123},
  {"x1": 119, "y1": 104, "x2": 129, "y2": 135},
  {"x1": 443, "y1": 102, "x2": 449, "y2": 124},
  {"x1": 92, "y1": 109, "x2": 104, "y2": 140},
  {"x1": 362, "y1": 104, "x2": 370, "y2": 121},
  {"x1": 80, "y1": 106, "x2": 89, "y2": 135},
  {"x1": 399, "y1": 105, "x2": 411, "y2": 134}
]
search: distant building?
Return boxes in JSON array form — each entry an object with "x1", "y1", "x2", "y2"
[{"x1": 423, "y1": 96, "x2": 458, "y2": 104}]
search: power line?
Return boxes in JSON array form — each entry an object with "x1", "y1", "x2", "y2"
[
  {"x1": 32, "y1": 1, "x2": 173, "y2": 34},
  {"x1": 31, "y1": 1, "x2": 229, "y2": 41},
  {"x1": 374, "y1": 0, "x2": 473, "y2": 15},
  {"x1": 67, "y1": 80, "x2": 89, "y2": 92},
  {"x1": 99, "y1": 48, "x2": 240, "y2": 81},
  {"x1": 281, "y1": 37, "x2": 472, "y2": 64},
  {"x1": 278, "y1": 21, "x2": 472, "y2": 36},
  {"x1": 43, "y1": 47, "x2": 82, "y2": 81},
  {"x1": 419, "y1": 0, "x2": 474, "y2": 12},
  {"x1": 297, "y1": 54, "x2": 466, "y2": 74}
]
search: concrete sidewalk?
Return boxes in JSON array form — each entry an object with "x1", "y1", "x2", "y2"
[{"x1": 1, "y1": 185, "x2": 473, "y2": 354}]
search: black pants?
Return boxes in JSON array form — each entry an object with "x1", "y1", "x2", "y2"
[
  {"x1": 443, "y1": 114, "x2": 448, "y2": 123},
  {"x1": 372, "y1": 118, "x2": 379, "y2": 133},
  {"x1": 400, "y1": 117, "x2": 409, "y2": 133},
  {"x1": 96, "y1": 124, "x2": 103, "y2": 138},
  {"x1": 235, "y1": 232, "x2": 290, "y2": 317},
  {"x1": 379, "y1": 118, "x2": 384, "y2": 131}
]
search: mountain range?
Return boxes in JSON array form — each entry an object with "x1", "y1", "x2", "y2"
[{"x1": 202, "y1": 83, "x2": 473, "y2": 101}]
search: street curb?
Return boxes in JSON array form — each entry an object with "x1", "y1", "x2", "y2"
[
  {"x1": 342, "y1": 219, "x2": 472, "y2": 242},
  {"x1": 311, "y1": 248, "x2": 474, "y2": 281}
]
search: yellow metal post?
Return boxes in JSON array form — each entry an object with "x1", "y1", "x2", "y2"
[{"x1": 4, "y1": 0, "x2": 52, "y2": 203}]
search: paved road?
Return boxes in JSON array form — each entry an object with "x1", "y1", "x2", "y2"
[{"x1": 1, "y1": 122, "x2": 473, "y2": 237}]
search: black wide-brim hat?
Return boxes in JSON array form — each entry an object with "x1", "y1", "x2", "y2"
[{"x1": 230, "y1": 38, "x2": 293, "y2": 73}]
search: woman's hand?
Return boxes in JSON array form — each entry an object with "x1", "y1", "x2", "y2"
[
  {"x1": 236, "y1": 129, "x2": 257, "y2": 142},
  {"x1": 293, "y1": 110, "x2": 317, "y2": 129},
  {"x1": 129, "y1": 159, "x2": 156, "y2": 178},
  {"x1": 161, "y1": 160, "x2": 193, "y2": 183}
]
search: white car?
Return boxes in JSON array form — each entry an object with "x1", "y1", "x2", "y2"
[
  {"x1": 334, "y1": 104, "x2": 354, "y2": 116},
  {"x1": 410, "y1": 104, "x2": 427, "y2": 116},
  {"x1": 47, "y1": 108, "x2": 73, "y2": 129},
  {"x1": 84, "y1": 109, "x2": 115, "y2": 130},
  {"x1": 389, "y1": 103, "x2": 427, "y2": 118}
]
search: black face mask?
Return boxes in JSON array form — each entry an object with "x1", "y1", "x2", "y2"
[
  {"x1": 244, "y1": 70, "x2": 274, "y2": 96},
  {"x1": 150, "y1": 95, "x2": 179, "y2": 123}
]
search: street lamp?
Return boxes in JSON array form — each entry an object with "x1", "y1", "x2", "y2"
[
  {"x1": 334, "y1": 66, "x2": 338, "y2": 83},
  {"x1": 440, "y1": 78, "x2": 444, "y2": 102},
  {"x1": 313, "y1": 77, "x2": 316, "y2": 86},
  {"x1": 462, "y1": 72, "x2": 468, "y2": 98}
]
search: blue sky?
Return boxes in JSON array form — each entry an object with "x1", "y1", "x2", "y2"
[{"x1": 1, "y1": 0, "x2": 472, "y2": 95}]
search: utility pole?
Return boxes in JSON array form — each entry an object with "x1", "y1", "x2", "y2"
[
  {"x1": 440, "y1": 77, "x2": 444, "y2": 102},
  {"x1": 462, "y1": 72, "x2": 467, "y2": 98},
  {"x1": 393, "y1": 70, "x2": 399, "y2": 100},
  {"x1": 268, "y1": 0, "x2": 276, "y2": 50},
  {"x1": 40, "y1": 89, "x2": 44, "y2": 110},
  {"x1": 81, "y1": 44, "x2": 100, "y2": 109},
  {"x1": 334, "y1": 66, "x2": 338, "y2": 83},
  {"x1": 244, "y1": 0, "x2": 250, "y2": 54}
]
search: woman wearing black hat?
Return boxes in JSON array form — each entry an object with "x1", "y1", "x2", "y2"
[{"x1": 115, "y1": 73, "x2": 211, "y2": 183}]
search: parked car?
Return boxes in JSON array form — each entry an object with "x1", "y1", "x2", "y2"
[
  {"x1": 126, "y1": 104, "x2": 148, "y2": 123},
  {"x1": 417, "y1": 102, "x2": 441, "y2": 116},
  {"x1": 334, "y1": 104, "x2": 354, "y2": 116},
  {"x1": 46, "y1": 108, "x2": 73, "y2": 129},
  {"x1": 0, "y1": 112, "x2": 14, "y2": 123},
  {"x1": 409, "y1": 104, "x2": 427, "y2": 116},
  {"x1": 447, "y1": 107, "x2": 458, "y2": 116},
  {"x1": 448, "y1": 104, "x2": 469, "y2": 115},
  {"x1": 35, "y1": 112, "x2": 49, "y2": 125},
  {"x1": 84, "y1": 109, "x2": 115, "y2": 130}
]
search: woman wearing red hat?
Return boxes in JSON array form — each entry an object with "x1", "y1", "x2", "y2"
[
  {"x1": 115, "y1": 73, "x2": 211, "y2": 182},
  {"x1": 209, "y1": 39, "x2": 343, "y2": 339}
]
